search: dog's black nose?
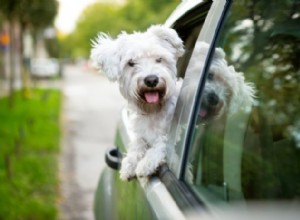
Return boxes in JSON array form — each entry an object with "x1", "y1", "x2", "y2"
[
  {"x1": 144, "y1": 75, "x2": 159, "y2": 88},
  {"x1": 207, "y1": 92, "x2": 219, "y2": 106}
]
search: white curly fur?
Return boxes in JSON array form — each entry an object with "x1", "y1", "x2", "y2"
[{"x1": 91, "y1": 25, "x2": 184, "y2": 180}]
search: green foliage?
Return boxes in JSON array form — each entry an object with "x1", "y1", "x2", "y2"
[
  {"x1": 0, "y1": 0, "x2": 58, "y2": 29},
  {"x1": 219, "y1": 0, "x2": 300, "y2": 137},
  {"x1": 60, "y1": 0, "x2": 180, "y2": 58},
  {"x1": 20, "y1": 0, "x2": 58, "y2": 29},
  {"x1": 0, "y1": 89, "x2": 61, "y2": 220},
  {"x1": 45, "y1": 37, "x2": 60, "y2": 58},
  {"x1": 62, "y1": 4, "x2": 129, "y2": 58}
]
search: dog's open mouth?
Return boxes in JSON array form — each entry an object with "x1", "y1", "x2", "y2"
[
  {"x1": 198, "y1": 101, "x2": 224, "y2": 122},
  {"x1": 199, "y1": 107, "x2": 208, "y2": 118},
  {"x1": 140, "y1": 88, "x2": 165, "y2": 104},
  {"x1": 144, "y1": 91, "x2": 160, "y2": 104}
]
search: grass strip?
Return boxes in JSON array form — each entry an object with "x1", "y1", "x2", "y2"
[{"x1": 0, "y1": 89, "x2": 61, "y2": 220}]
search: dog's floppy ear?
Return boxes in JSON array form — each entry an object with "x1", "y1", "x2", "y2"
[
  {"x1": 213, "y1": 47, "x2": 226, "y2": 60},
  {"x1": 229, "y1": 66, "x2": 256, "y2": 114},
  {"x1": 90, "y1": 33, "x2": 120, "y2": 82},
  {"x1": 194, "y1": 42, "x2": 226, "y2": 62},
  {"x1": 213, "y1": 47, "x2": 227, "y2": 67},
  {"x1": 212, "y1": 46, "x2": 256, "y2": 114},
  {"x1": 147, "y1": 25, "x2": 184, "y2": 59}
]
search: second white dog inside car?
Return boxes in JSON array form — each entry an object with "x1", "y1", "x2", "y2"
[{"x1": 90, "y1": 25, "x2": 255, "y2": 181}]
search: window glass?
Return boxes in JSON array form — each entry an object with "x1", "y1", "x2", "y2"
[
  {"x1": 166, "y1": 0, "x2": 213, "y2": 173},
  {"x1": 185, "y1": 0, "x2": 300, "y2": 204}
]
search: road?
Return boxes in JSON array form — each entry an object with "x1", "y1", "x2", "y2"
[{"x1": 59, "y1": 64, "x2": 124, "y2": 220}]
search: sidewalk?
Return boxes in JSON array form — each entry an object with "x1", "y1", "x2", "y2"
[
  {"x1": 59, "y1": 64, "x2": 124, "y2": 220},
  {"x1": 0, "y1": 64, "x2": 122, "y2": 219}
]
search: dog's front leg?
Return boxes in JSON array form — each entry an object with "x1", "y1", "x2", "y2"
[
  {"x1": 120, "y1": 138, "x2": 147, "y2": 181},
  {"x1": 135, "y1": 141, "x2": 167, "y2": 178}
]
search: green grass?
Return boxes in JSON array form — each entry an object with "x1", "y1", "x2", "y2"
[{"x1": 0, "y1": 89, "x2": 61, "y2": 220}]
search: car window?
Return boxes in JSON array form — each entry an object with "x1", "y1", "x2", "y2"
[
  {"x1": 185, "y1": 0, "x2": 300, "y2": 204},
  {"x1": 167, "y1": 0, "x2": 232, "y2": 177}
]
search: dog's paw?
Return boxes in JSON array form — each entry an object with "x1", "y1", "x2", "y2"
[
  {"x1": 136, "y1": 147, "x2": 166, "y2": 178},
  {"x1": 135, "y1": 158, "x2": 165, "y2": 178},
  {"x1": 119, "y1": 170, "x2": 136, "y2": 181},
  {"x1": 135, "y1": 159, "x2": 154, "y2": 177},
  {"x1": 119, "y1": 157, "x2": 137, "y2": 181}
]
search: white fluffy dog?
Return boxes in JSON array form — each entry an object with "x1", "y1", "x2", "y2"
[{"x1": 90, "y1": 25, "x2": 184, "y2": 181}]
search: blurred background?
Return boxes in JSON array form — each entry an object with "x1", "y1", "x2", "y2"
[{"x1": 0, "y1": 0, "x2": 179, "y2": 219}]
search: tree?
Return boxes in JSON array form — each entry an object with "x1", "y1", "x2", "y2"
[
  {"x1": 63, "y1": 3, "x2": 129, "y2": 58},
  {"x1": 60, "y1": 0, "x2": 180, "y2": 58},
  {"x1": 0, "y1": 0, "x2": 58, "y2": 105},
  {"x1": 1, "y1": 0, "x2": 58, "y2": 30}
]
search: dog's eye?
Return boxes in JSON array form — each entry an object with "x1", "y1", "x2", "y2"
[
  {"x1": 207, "y1": 72, "x2": 214, "y2": 80},
  {"x1": 156, "y1": 57, "x2": 163, "y2": 63},
  {"x1": 128, "y1": 59, "x2": 135, "y2": 67}
]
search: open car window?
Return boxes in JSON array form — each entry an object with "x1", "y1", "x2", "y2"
[
  {"x1": 172, "y1": 0, "x2": 213, "y2": 79},
  {"x1": 166, "y1": 0, "x2": 221, "y2": 176},
  {"x1": 184, "y1": 0, "x2": 300, "y2": 205}
]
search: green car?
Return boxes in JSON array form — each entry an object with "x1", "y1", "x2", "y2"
[{"x1": 95, "y1": 0, "x2": 300, "y2": 219}]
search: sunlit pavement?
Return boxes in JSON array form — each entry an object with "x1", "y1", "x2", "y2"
[{"x1": 60, "y1": 64, "x2": 124, "y2": 220}]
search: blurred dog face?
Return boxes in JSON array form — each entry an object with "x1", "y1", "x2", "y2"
[
  {"x1": 90, "y1": 25, "x2": 184, "y2": 114},
  {"x1": 199, "y1": 57, "x2": 235, "y2": 122},
  {"x1": 188, "y1": 42, "x2": 255, "y2": 122},
  {"x1": 199, "y1": 70, "x2": 228, "y2": 121}
]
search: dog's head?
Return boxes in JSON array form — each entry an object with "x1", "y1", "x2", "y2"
[
  {"x1": 196, "y1": 42, "x2": 255, "y2": 122},
  {"x1": 90, "y1": 25, "x2": 184, "y2": 113}
]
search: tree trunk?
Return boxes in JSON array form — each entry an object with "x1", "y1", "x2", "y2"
[
  {"x1": 21, "y1": 26, "x2": 32, "y2": 98},
  {"x1": 8, "y1": 19, "x2": 22, "y2": 107},
  {"x1": 8, "y1": 19, "x2": 15, "y2": 107}
]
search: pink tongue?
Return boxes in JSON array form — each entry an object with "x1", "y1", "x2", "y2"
[
  {"x1": 199, "y1": 108, "x2": 207, "y2": 117},
  {"x1": 144, "y1": 92, "x2": 159, "y2": 103}
]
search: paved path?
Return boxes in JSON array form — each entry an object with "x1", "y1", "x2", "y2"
[{"x1": 59, "y1": 65, "x2": 124, "y2": 220}]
